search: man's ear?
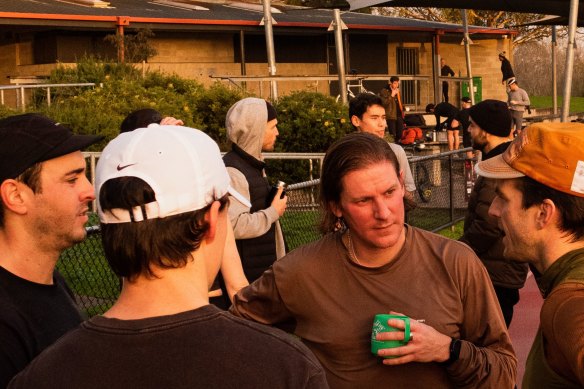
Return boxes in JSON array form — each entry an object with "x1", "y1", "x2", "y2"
[
  {"x1": 204, "y1": 201, "x2": 221, "y2": 243},
  {"x1": 536, "y1": 199, "x2": 556, "y2": 230},
  {"x1": 0, "y1": 180, "x2": 29, "y2": 216},
  {"x1": 330, "y1": 201, "x2": 343, "y2": 218},
  {"x1": 350, "y1": 115, "x2": 361, "y2": 129}
]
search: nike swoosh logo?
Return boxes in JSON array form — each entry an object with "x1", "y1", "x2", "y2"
[{"x1": 117, "y1": 163, "x2": 136, "y2": 171}]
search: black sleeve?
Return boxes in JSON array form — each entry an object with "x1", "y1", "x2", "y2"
[{"x1": 0, "y1": 306, "x2": 33, "y2": 388}]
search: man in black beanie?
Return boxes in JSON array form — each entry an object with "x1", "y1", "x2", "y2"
[{"x1": 459, "y1": 99, "x2": 528, "y2": 327}]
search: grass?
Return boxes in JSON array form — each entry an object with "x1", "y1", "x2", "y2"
[
  {"x1": 529, "y1": 96, "x2": 584, "y2": 113},
  {"x1": 58, "y1": 210, "x2": 465, "y2": 316},
  {"x1": 437, "y1": 221, "x2": 464, "y2": 240}
]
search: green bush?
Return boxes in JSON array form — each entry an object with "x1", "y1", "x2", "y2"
[
  {"x1": 192, "y1": 82, "x2": 245, "y2": 150},
  {"x1": 11, "y1": 59, "x2": 356, "y2": 183},
  {"x1": 266, "y1": 91, "x2": 353, "y2": 183},
  {"x1": 0, "y1": 105, "x2": 18, "y2": 120},
  {"x1": 31, "y1": 59, "x2": 213, "y2": 150}
]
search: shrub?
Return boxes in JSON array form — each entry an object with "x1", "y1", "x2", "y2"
[
  {"x1": 266, "y1": 91, "x2": 353, "y2": 183},
  {"x1": 13, "y1": 58, "x2": 355, "y2": 184},
  {"x1": 192, "y1": 82, "x2": 245, "y2": 149}
]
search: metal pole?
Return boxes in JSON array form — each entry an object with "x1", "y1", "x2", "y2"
[
  {"x1": 262, "y1": 0, "x2": 278, "y2": 101},
  {"x1": 433, "y1": 34, "x2": 441, "y2": 104},
  {"x1": 562, "y1": 0, "x2": 579, "y2": 122},
  {"x1": 240, "y1": 30, "x2": 247, "y2": 92},
  {"x1": 552, "y1": 25, "x2": 558, "y2": 115},
  {"x1": 461, "y1": 10, "x2": 474, "y2": 104},
  {"x1": 333, "y1": 9, "x2": 348, "y2": 105},
  {"x1": 20, "y1": 86, "x2": 25, "y2": 112},
  {"x1": 47, "y1": 87, "x2": 51, "y2": 107}
]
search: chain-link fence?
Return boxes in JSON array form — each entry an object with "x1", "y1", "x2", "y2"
[{"x1": 59, "y1": 148, "x2": 475, "y2": 316}]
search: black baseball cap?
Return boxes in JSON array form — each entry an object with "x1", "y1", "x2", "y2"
[
  {"x1": 0, "y1": 113, "x2": 103, "y2": 183},
  {"x1": 461, "y1": 96, "x2": 472, "y2": 103}
]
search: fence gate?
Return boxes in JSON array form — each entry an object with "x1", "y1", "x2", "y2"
[{"x1": 396, "y1": 47, "x2": 419, "y2": 105}]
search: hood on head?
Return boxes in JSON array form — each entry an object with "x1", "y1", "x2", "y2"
[{"x1": 225, "y1": 97, "x2": 268, "y2": 159}]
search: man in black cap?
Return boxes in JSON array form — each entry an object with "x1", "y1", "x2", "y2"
[
  {"x1": 459, "y1": 100, "x2": 528, "y2": 327},
  {"x1": 0, "y1": 113, "x2": 102, "y2": 386}
]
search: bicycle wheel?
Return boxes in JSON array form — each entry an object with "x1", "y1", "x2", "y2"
[{"x1": 415, "y1": 163, "x2": 432, "y2": 203}]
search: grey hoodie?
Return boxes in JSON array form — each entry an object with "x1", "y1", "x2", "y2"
[
  {"x1": 224, "y1": 98, "x2": 285, "y2": 258},
  {"x1": 226, "y1": 97, "x2": 268, "y2": 160}
]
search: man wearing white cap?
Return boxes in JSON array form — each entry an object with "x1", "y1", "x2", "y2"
[
  {"x1": 9, "y1": 125, "x2": 328, "y2": 388},
  {"x1": 475, "y1": 122, "x2": 584, "y2": 388}
]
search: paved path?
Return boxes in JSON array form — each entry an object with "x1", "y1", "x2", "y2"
[{"x1": 508, "y1": 272, "x2": 543, "y2": 388}]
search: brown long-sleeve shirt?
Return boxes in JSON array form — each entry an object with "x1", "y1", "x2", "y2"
[{"x1": 231, "y1": 226, "x2": 517, "y2": 388}]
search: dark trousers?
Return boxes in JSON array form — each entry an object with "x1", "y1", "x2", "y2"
[
  {"x1": 442, "y1": 81, "x2": 449, "y2": 103},
  {"x1": 493, "y1": 285, "x2": 520, "y2": 328},
  {"x1": 388, "y1": 116, "x2": 404, "y2": 143}
]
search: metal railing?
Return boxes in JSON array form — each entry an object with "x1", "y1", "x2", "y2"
[
  {"x1": 0, "y1": 83, "x2": 95, "y2": 111},
  {"x1": 210, "y1": 74, "x2": 432, "y2": 111},
  {"x1": 62, "y1": 148, "x2": 474, "y2": 316}
]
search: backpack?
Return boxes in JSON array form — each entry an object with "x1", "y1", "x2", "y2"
[{"x1": 400, "y1": 127, "x2": 423, "y2": 145}]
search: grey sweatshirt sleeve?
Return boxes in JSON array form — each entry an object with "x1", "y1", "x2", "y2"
[{"x1": 226, "y1": 167, "x2": 281, "y2": 240}]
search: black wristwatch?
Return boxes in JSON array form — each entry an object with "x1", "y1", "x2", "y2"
[{"x1": 443, "y1": 338, "x2": 461, "y2": 366}]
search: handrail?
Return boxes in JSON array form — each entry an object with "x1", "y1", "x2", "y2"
[
  {"x1": 0, "y1": 83, "x2": 95, "y2": 90},
  {"x1": 0, "y1": 82, "x2": 95, "y2": 111}
]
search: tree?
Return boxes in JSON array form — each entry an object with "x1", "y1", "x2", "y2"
[
  {"x1": 104, "y1": 28, "x2": 158, "y2": 63},
  {"x1": 514, "y1": 39, "x2": 584, "y2": 97},
  {"x1": 372, "y1": 8, "x2": 565, "y2": 45}
]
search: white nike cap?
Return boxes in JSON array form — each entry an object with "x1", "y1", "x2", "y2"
[{"x1": 95, "y1": 124, "x2": 251, "y2": 224}]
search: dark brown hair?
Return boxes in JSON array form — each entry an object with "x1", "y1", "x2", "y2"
[
  {"x1": 99, "y1": 176, "x2": 227, "y2": 281},
  {"x1": 518, "y1": 176, "x2": 584, "y2": 242},
  {"x1": 319, "y1": 132, "x2": 413, "y2": 233}
]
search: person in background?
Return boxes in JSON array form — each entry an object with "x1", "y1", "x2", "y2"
[
  {"x1": 222, "y1": 98, "x2": 287, "y2": 293},
  {"x1": 0, "y1": 113, "x2": 102, "y2": 387},
  {"x1": 456, "y1": 97, "x2": 473, "y2": 159},
  {"x1": 379, "y1": 76, "x2": 405, "y2": 142},
  {"x1": 440, "y1": 58, "x2": 455, "y2": 103},
  {"x1": 9, "y1": 125, "x2": 328, "y2": 389},
  {"x1": 349, "y1": 93, "x2": 416, "y2": 201},
  {"x1": 459, "y1": 100, "x2": 528, "y2": 328},
  {"x1": 507, "y1": 79, "x2": 530, "y2": 137},
  {"x1": 119, "y1": 108, "x2": 249, "y2": 309},
  {"x1": 476, "y1": 122, "x2": 584, "y2": 388},
  {"x1": 230, "y1": 132, "x2": 516, "y2": 389},
  {"x1": 425, "y1": 102, "x2": 460, "y2": 151},
  {"x1": 498, "y1": 52, "x2": 515, "y2": 89},
  {"x1": 120, "y1": 108, "x2": 183, "y2": 133}
]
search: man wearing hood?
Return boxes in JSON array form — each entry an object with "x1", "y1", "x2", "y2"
[{"x1": 223, "y1": 97, "x2": 287, "y2": 286}]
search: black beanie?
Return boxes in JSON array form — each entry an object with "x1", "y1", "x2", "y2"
[
  {"x1": 469, "y1": 100, "x2": 512, "y2": 137},
  {"x1": 266, "y1": 101, "x2": 277, "y2": 122}
]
